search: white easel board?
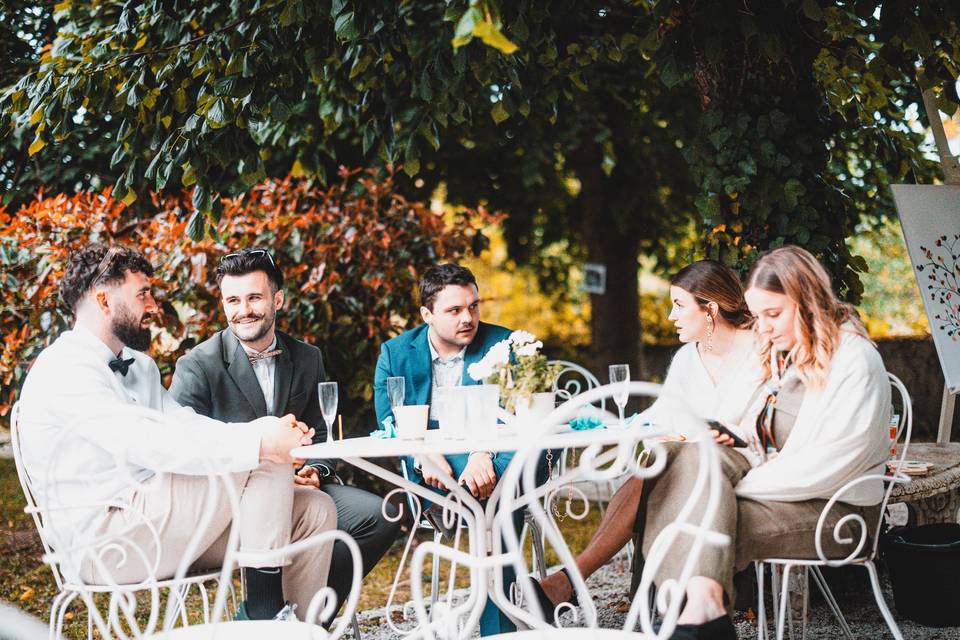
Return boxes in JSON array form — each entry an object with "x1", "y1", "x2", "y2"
[{"x1": 892, "y1": 183, "x2": 960, "y2": 393}]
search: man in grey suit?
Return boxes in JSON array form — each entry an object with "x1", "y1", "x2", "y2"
[{"x1": 170, "y1": 248, "x2": 400, "y2": 615}]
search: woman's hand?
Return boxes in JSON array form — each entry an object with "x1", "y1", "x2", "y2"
[{"x1": 711, "y1": 429, "x2": 735, "y2": 446}]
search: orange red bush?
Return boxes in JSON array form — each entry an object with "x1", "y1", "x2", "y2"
[{"x1": 0, "y1": 168, "x2": 497, "y2": 424}]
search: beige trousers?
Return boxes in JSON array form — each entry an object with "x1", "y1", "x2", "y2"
[
  {"x1": 634, "y1": 443, "x2": 878, "y2": 600},
  {"x1": 79, "y1": 462, "x2": 337, "y2": 613}
]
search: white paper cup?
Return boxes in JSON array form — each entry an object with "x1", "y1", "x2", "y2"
[{"x1": 394, "y1": 405, "x2": 429, "y2": 439}]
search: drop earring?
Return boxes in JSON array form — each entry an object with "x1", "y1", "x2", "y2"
[{"x1": 705, "y1": 313, "x2": 714, "y2": 352}]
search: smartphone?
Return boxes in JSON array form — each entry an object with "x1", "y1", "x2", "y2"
[{"x1": 706, "y1": 420, "x2": 748, "y2": 448}]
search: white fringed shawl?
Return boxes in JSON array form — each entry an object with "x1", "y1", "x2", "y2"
[{"x1": 735, "y1": 331, "x2": 891, "y2": 506}]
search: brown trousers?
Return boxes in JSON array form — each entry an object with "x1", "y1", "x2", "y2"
[
  {"x1": 630, "y1": 443, "x2": 879, "y2": 600},
  {"x1": 79, "y1": 462, "x2": 337, "y2": 613}
]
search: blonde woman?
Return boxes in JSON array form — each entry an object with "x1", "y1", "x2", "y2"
[
  {"x1": 655, "y1": 246, "x2": 890, "y2": 640},
  {"x1": 525, "y1": 260, "x2": 763, "y2": 623}
]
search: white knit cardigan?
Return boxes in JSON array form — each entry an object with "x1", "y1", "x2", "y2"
[{"x1": 735, "y1": 331, "x2": 891, "y2": 506}]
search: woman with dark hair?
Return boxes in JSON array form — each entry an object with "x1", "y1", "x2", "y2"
[{"x1": 523, "y1": 260, "x2": 763, "y2": 622}]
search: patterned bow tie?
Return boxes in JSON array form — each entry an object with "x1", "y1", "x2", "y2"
[
  {"x1": 108, "y1": 356, "x2": 135, "y2": 376},
  {"x1": 248, "y1": 349, "x2": 282, "y2": 365}
]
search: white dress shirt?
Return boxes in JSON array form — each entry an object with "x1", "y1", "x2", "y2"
[
  {"x1": 241, "y1": 336, "x2": 279, "y2": 415},
  {"x1": 17, "y1": 323, "x2": 271, "y2": 547},
  {"x1": 427, "y1": 331, "x2": 466, "y2": 421}
]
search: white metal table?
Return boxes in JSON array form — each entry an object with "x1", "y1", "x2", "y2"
[{"x1": 291, "y1": 425, "x2": 646, "y2": 637}]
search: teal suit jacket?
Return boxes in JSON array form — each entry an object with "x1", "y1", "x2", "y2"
[{"x1": 373, "y1": 321, "x2": 513, "y2": 483}]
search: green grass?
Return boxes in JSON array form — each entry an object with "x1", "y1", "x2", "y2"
[{"x1": 0, "y1": 456, "x2": 607, "y2": 635}]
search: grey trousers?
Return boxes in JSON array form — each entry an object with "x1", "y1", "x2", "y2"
[
  {"x1": 80, "y1": 462, "x2": 337, "y2": 614},
  {"x1": 323, "y1": 483, "x2": 401, "y2": 612},
  {"x1": 630, "y1": 443, "x2": 879, "y2": 601}
]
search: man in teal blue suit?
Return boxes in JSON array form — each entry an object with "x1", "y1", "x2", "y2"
[{"x1": 374, "y1": 263, "x2": 521, "y2": 635}]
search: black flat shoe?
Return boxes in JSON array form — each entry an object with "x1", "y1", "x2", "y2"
[
  {"x1": 517, "y1": 576, "x2": 558, "y2": 625},
  {"x1": 558, "y1": 566, "x2": 580, "y2": 606},
  {"x1": 668, "y1": 614, "x2": 737, "y2": 640}
]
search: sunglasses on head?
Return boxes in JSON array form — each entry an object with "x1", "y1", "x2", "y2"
[
  {"x1": 220, "y1": 249, "x2": 276, "y2": 267},
  {"x1": 89, "y1": 247, "x2": 121, "y2": 287}
]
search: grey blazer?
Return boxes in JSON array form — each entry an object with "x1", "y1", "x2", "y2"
[{"x1": 169, "y1": 328, "x2": 337, "y2": 475}]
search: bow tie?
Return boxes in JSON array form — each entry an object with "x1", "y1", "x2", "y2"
[
  {"x1": 248, "y1": 349, "x2": 282, "y2": 365},
  {"x1": 108, "y1": 356, "x2": 135, "y2": 376}
]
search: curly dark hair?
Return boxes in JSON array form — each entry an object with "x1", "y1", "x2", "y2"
[
  {"x1": 419, "y1": 263, "x2": 477, "y2": 311},
  {"x1": 60, "y1": 243, "x2": 154, "y2": 313},
  {"x1": 214, "y1": 248, "x2": 284, "y2": 291}
]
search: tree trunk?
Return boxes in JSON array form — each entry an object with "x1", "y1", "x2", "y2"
[{"x1": 574, "y1": 142, "x2": 642, "y2": 380}]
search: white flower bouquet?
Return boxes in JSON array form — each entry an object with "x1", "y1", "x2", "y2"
[{"x1": 467, "y1": 330, "x2": 562, "y2": 413}]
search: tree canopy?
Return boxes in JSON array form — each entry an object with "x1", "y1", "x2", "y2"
[{"x1": 3, "y1": 0, "x2": 959, "y2": 370}]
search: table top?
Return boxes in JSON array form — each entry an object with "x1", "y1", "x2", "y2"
[
  {"x1": 292, "y1": 424, "x2": 644, "y2": 460},
  {"x1": 889, "y1": 442, "x2": 960, "y2": 500}
]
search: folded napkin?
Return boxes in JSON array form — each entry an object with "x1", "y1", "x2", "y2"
[
  {"x1": 370, "y1": 417, "x2": 397, "y2": 439},
  {"x1": 569, "y1": 412, "x2": 650, "y2": 430},
  {"x1": 569, "y1": 415, "x2": 606, "y2": 431}
]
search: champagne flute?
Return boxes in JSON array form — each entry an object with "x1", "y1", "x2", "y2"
[
  {"x1": 387, "y1": 376, "x2": 405, "y2": 409},
  {"x1": 318, "y1": 381, "x2": 338, "y2": 443},
  {"x1": 609, "y1": 364, "x2": 630, "y2": 426}
]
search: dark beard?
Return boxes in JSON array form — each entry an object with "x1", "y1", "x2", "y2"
[{"x1": 112, "y1": 306, "x2": 151, "y2": 351}]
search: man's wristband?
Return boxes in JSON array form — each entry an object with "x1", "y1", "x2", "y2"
[{"x1": 470, "y1": 451, "x2": 495, "y2": 460}]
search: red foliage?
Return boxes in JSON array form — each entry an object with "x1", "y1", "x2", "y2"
[{"x1": 0, "y1": 168, "x2": 499, "y2": 422}]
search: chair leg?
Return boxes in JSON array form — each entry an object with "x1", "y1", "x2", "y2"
[
  {"x1": 755, "y1": 562, "x2": 767, "y2": 640},
  {"x1": 809, "y1": 567, "x2": 853, "y2": 640},
  {"x1": 864, "y1": 560, "x2": 904, "y2": 640},
  {"x1": 351, "y1": 611, "x2": 363, "y2": 639},
  {"x1": 429, "y1": 530, "x2": 441, "y2": 620},
  {"x1": 776, "y1": 564, "x2": 793, "y2": 640},
  {"x1": 48, "y1": 590, "x2": 67, "y2": 640},
  {"x1": 527, "y1": 514, "x2": 548, "y2": 579}
]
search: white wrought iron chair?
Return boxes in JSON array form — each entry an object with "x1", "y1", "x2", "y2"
[
  {"x1": 754, "y1": 372, "x2": 913, "y2": 640},
  {"x1": 10, "y1": 401, "x2": 237, "y2": 638},
  {"x1": 0, "y1": 601, "x2": 47, "y2": 640},
  {"x1": 405, "y1": 382, "x2": 729, "y2": 639},
  {"x1": 548, "y1": 360, "x2": 634, "y2": 564},
  {"x1": 384, "y1": 454, "x2": 548, "y2": 635},
  {"x1": 145, "y1": 527, "x2": 363, "y2": 639}
]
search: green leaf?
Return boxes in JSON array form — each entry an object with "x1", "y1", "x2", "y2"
[
  {"x1": 205, "y1": 99, "x2": 228, "y2": 128},
  {"x1": 213, "y1": 75, "x2": 242, "y2": 97},
  {"x1": 335, "y1": 11, "x2": 359, "y2": 41},
  {"x1": 182, "y1": 162, "x2": 197, "y2": 187},
  {"x1": 801, "y1": 0, "x2": 823, "y2": 21},
  {"x1": 403, "y1": 156, "x2": 420, "y2": 176},
  {"x1": 186, "y1": 210, "x2": 206, "y2": 241},
  {"x1": 490, "y1": 101, "x2": 510, "y2": 125},
  {"x1": 280, "y1": 0, "x2": 298, "y2": 27},
  {"x1": 192, "y1": 185, "x2": 208, "y2": 212},
  {"x1": 156, "y1": 159, "x2": 174, "y2": 190},
  {"x1": 452, "y1": 7, "x2": 482, "y2": 48},
  {"x1": 144, "y1": 151, "x2": 163, "y2": 180}
]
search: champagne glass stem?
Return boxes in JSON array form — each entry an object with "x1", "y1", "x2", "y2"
[{"x1": 617, "y1": 403, "x2": 625, "y2": 427}]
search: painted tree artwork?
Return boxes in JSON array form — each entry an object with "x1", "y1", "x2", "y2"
[
  {"x1": 892, "y1": 184, "x2": 960, "y2": 393},
  {"x1": 917, "y1": 235, "x2": 960, "y2": 341}
]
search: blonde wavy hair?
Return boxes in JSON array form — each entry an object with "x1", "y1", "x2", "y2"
[{"x1": 746, "y1": 246, "x2": 868, "y2": 388}]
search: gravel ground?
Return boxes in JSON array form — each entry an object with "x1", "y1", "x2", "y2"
[{"x1": 350, "y1": 554, "x2": 960, "y2": 639}]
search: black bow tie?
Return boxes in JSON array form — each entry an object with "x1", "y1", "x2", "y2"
[
  {"x1": 109, "y1": 356, "x2": 135, "y2": 376},
  {"x1": 248, "y1": 349, "x2": 282, "y2": 365}
]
